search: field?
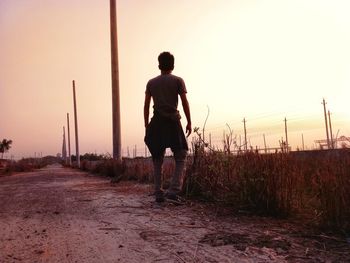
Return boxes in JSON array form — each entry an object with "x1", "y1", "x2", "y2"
[{"x1": 80, "y1": 144, "x2": 350, "y2": 233}]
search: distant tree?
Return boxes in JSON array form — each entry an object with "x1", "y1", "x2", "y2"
[{"x1": 0, "y1": 139, "x2": 13, "y2": 159}]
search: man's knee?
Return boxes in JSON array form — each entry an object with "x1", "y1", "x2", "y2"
[
  {"x1": 152, "y1": 149, "x2": 166, "y2": 164},
  {"x1": 173, "y1": 149, "x2": 187, "y2": 162},
  {"x1": 152, "y1": 156, "x2": 164, "y2": 165}
]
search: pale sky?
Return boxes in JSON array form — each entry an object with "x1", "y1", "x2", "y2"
[{"x1": 1, "y1": 0, "x2": 349, "y2": 158}]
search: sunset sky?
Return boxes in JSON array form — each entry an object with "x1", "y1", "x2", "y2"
[{"x1": 1, "y1": 0, "x2": 350, "y2": 158}]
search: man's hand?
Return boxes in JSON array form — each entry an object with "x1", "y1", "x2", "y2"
[{"x1": 186, "y1": 123, "x2": 192, "y2": 137}]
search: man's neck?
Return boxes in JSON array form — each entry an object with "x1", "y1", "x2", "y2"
[{"x1": 161, "y1": 70, "x2": 172, "y2": 75}]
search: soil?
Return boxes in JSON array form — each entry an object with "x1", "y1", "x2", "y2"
[{"x1": 0, "y1": 164, "x2": 349, "y2": 263}]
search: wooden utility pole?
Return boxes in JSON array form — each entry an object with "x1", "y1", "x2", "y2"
[
  {"x1": 322, "y1": 98, "x2": 330, "y2": 149},
  {"x1": 243, "y1": 118, "x2": 247, "y2": 152},
  {"x1": 284, "y1": 118, "x2": 289, "y2": 152},
  {"x1": 110, "y1": 0, "x2": 122, "y2": 160},
  {"x1": 73, "y1": 80, "x2": 80, "y2": 168},
  {"x1": 328, "y1": 110, "x2": 334, "y2": 149},
  {"x1": 66, "y1": 113, "x2": 72, "y2": 166},
  {"x1": 263, "y1": 134, "x2": 267, "y2": 154}
]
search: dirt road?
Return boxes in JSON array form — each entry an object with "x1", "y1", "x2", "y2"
[{"x1": 0, "y1": 164, "x2": 348, "y2": 263}]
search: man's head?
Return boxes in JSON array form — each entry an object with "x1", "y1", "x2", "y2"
[{"x1": 158, "y1": 52, "x2": 174, "y2": 71}]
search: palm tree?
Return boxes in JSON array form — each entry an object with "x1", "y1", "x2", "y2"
[{"x1": 0, "y1": 139, "x2": 13, "y2": 159}]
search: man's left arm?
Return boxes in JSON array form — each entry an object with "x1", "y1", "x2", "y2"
[
  {"x1": 180, "y1": 93, "x2": 192, "y2": 137},
  {"x1": 144, "y1": 93, "x2": 151, "y2": 128}
]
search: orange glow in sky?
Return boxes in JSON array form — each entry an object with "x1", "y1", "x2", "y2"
[{"x1": 1, "y1": 0, "x2": 349, "y2": 158}]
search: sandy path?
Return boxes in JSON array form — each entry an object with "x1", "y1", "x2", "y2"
[{"x1": 0, "y1": 164, "x2": 348, "y2": 263}]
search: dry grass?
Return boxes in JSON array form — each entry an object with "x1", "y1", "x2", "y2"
[
  {"x1": 0, "y1": 158, "x2": 47, "y2": 175},
  {"x1": 184, "y1": 142, "x2": 350, "y2": 231},
  {"x1": 79, "y1": 145, "x2": 350, "y2": 232}
]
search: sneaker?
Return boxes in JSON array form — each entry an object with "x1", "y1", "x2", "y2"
[
  {"x1": 155, "y1": 191, "x2": 165, "y2": 203},
  {"x1": 165, "y1": 193, "x2": 185, "y2": 205}
]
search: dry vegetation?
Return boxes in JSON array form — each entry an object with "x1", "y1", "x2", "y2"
[
  {"x1": 184, "y1": 144, "x2": 350, "y2": 232},
  {"x1": 0, "y1": 157, "x2": 52, "y2": 175},
  {"x1": 79, "y1": 137, "x2": 350, "y2": 233}
]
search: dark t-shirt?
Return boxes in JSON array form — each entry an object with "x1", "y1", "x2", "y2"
[{"x1": 146, "y1": 74, "x2": 187, "y2": 120}]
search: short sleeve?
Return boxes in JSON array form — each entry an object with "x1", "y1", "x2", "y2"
[
  {"x1": 145, "y1": 81, "x2": 151, "y2": 95},
  {"x1": 178, "y1": 77, "x2": 187, "y2": 94}
]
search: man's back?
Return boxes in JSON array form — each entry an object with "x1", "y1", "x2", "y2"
[{"x1": 146, "y1": 74, "x2": 187, "y2": 120}]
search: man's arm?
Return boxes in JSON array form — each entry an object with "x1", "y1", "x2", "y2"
[
  {"x1": 180, "y1": 93, "x2": 192, "y2": 137},
  {"x1": 144, "y1": 93, "x2": 151, "y2": 127}
]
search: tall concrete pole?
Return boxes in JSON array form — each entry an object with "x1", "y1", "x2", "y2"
[
  {"x1": 284, "y1": 118, "x2": 289, "y2": 152},
  {"x1": 62, "y1": 126, "x2": 67, "y2": 163},
  {"x1": 73, "y1": 80, "x2": 80, "y2": 168},
  {"x1": 322, "y1": 98, "x2": 330, "y2": 149},
  {"x1": 263, "y1": 134, "x2": 267, "y2": 154},
  {"x1": 328, "y1": 110, "x2": 334, "y2": 149},
  {"x1": 110, "y1": 0, "x2": 122, "y2": 160},
  {"x1": 67, "y1": 113, "x2": 72, "y2": 166}
]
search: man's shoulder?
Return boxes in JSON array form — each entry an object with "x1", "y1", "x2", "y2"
[
  {"x1": 149, "y1": 74, "x2": 183, "y2": 81},
  {"x1": 169, "y1": 74, "x2": 184, "y2": 82},
  {"x1": 147, "y1": 74, "x2": 185, "y2": 89},
  {"x1": 147, "y1": 75, "x2": 162, "y2": 85}
]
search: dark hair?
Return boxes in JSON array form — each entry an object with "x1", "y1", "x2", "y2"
[{"x1": 158, "y1": 52, "x2": 174, "y2": 71}]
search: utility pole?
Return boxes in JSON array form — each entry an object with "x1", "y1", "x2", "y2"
[
  {"x1": 243, "y1": 118, "x2": 247, "y2": 152},
  {"x1": 110, "y1": 0, "x2": 122, "y2": 160},
  {"x1": 263, "y1": 134, "x2": 267, "y2": 154},
  {"x1": 302, "y1": 133, "x2": 305, "y2": 151},
  {"x1": 66, "y1": 113, "x2": 72, "y2": 166},
  {"x1": 284, "y1": 117, "x2": 289, "y2": 152},
  {"x1": 73, "y1": 80, "x2": 80, "y2": 168},
  {"x1": 62, "y1": 126, "x2": 67, "y2": 163},
  {"x1": 328, "y1": 110, "x2": 334, "y2": 149},
  {"x1": 322, "y1": 98, "x2": 330, "y2": 149}
]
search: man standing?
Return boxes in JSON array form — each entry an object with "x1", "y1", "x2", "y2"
[{"x1": 144, "y1": 52, "x2": 192, "y2": 203}]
